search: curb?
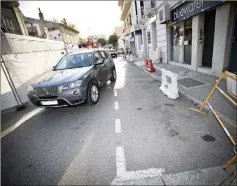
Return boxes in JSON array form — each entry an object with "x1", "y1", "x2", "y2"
[{"x1": 132, "y1": 61, "x2": 237, "y2": 128}]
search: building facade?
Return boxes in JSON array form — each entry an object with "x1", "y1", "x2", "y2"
[
  {"x1": 114, "y1": 25, "x2": 125, "y2": 49},
  {"x1": 1, "y1": 1, "x2": 28, "y2": 36},
  {"x1": 125, "y1": 0, "x2": 237, "y2": 77},
  {"x1": 118, "y1": 0, "x2": 136, "y2": 55},
  {"x1": 25, "y1": 17, "x2": 80, "y2": 47}
]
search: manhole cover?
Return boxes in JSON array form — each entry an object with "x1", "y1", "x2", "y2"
[{"x1": 178, "y1": 78, "x2": 206, "y2": 88}]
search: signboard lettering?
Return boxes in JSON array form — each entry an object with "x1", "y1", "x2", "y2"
[{"x1": 171, "y1": 1, "x2": 224, "y2": 22}]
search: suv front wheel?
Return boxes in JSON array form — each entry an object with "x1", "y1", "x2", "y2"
[
  {"x1": 110, "y1": 68, "x2": 116, "y2": 82},
  {"x1": 87, "y1": 81, "x2": 100, "y2": 105}
]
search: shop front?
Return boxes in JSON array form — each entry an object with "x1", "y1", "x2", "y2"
[{"x1": 168, "y1": 0, "x2": 235, "y2": 76}]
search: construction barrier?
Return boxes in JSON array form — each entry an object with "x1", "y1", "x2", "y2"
[
  {"x1": 188, "y1": 71, "x2": 237, "y2": 170},
  {"x1": 144, "y1": 58, "x2": 156, "y2": 72},
  {"x1": 160, "y1": 69, "x2": 179, "y2": 99}
]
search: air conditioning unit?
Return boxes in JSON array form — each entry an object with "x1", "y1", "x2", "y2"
[{"x1": 158, "y1": 4, "x2": 170, "y2": 24}]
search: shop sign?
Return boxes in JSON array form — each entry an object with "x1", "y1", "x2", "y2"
[{"x1": 171, "y1": 0, "x2": 225, "y2": 23}]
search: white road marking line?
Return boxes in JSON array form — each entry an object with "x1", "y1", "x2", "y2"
[
  {"x1": 116, "y1": 146, "x2": 126, "y2": 175},
  {"x1": 113, "y1": 168, "x2": 165, "y2": 184},
  {"x1": 115, "y1": 119, "x2": 121, "y2": 134},
  {"x1": 1, "y1": 108, "x2": 44, "y2": 139},
  {"x1": 114, "y1": 90, "x2": 118, "y2": 97},
  {"x1": 114, "y1": 101, "x2": 119, "y2": 110}
]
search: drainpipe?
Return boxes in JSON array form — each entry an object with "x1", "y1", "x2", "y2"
[{"x1": 1, "y1": 56, "x2": 26, "y2": 110}]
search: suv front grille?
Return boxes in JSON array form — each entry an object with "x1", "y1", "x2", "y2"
[{"x1": 35, "y1": 86, "x2": 58, "y2": 97}]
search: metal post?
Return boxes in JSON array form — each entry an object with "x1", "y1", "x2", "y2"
[
  {"x1": 59, "y1": 26, "x2": 68, "y2": 54},
  {"x1": 1, "y1": 56, "x2": 26, "y2": 110}
]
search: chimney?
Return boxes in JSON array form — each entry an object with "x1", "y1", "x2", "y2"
[{"x1": 38, "y1": 8, "x2": 47, "y2": 38}]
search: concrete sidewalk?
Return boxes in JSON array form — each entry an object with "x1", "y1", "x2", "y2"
[{"x1": 133, "y1": 60, "x2": 237, "y2": 127}]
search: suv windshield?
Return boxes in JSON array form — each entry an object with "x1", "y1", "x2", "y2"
[{"x1": 55, "y1": 52, "x2": 92, "y2": 70}]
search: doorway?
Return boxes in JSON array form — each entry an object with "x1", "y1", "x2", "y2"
[
  {"x1": 202, "y1": 9, "x2": 216, "y2": 68},
  {"x1": 229, "y1": 6, "x2": 237, "y2": 73}
]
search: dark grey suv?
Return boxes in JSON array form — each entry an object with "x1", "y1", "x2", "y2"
[{"x1": 27, "y1": 49, "x2": 116, "y2": 107}]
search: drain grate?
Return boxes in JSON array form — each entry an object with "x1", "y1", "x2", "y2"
[{"x1": 178, "y1": 78, "x2": 206, "y2": 88}]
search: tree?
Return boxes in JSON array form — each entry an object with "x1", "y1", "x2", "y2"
[
  {"x1": 108, "y1": 34, "x2": 118, "y2": 48},
  {"x1": 97, "y1": 38, "x2": 107, "y2": 47},
  {"x1": 61, "y1": 18, "x2": 68, "y2": 26},
  {"x1": 68, "y1": 23, "x2": 76, "y2": 29}
]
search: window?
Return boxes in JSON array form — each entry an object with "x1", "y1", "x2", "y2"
[
  {"x1": 100, "y1": 51, "x2": 108, "y2": 59},
  {"x1": 55, "y1": 53, "x2": 93, "y2": 70},
  {"x1": 6, "y1": 19, "x2": 14, "y2": 30},
  {"x1": 129, "y1": 14, "x2": 132, "y2": 25},
  {"x1": 1, "y1": 17, "x2": 15, "y2": 31},
  {"x1": 94, "y1": 51, "x2": 102, "y2": 60}
]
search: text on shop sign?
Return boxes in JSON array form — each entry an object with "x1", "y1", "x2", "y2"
[{"x1": 171, "y1": 0, "x2": 224, "y2": 22}]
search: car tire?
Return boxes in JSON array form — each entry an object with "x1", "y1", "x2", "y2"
[
  {"x1": 87, "y1": 81, "x2": 100, "y2": 105},
  {"x1": 110, "y1": 68, "x2": 117, "y2": 82}
]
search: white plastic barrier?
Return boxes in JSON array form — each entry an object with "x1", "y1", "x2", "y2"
[{"x1": 160, "y1": 69, "x2": 179, "y2": 99}]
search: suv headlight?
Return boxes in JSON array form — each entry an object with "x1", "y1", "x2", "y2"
[
  {"x1": 28, "y1": 86, "x2": 34, "y2": 92},
  {"x1": 62, "y1": 80, "x2": 83, "y2": 91}
]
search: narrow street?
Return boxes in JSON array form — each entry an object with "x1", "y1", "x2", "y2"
[{"x1": 1, "y1": 57, "x2": 234, "y2": 185}]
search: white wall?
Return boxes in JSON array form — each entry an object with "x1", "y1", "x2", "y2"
[
  {"x1": 1, "y1": 68, "x2": 17, "y2": 110},
  {"x1": 1, "y1": 33, "x2": 67, "y2": 110},
  {"x1": 1, "y1": 33, "x2": 64, "y2": 54}
]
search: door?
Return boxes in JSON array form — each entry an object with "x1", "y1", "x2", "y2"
[
  {"x1": 94, "y1": 51, "x2": 107, "y2": 86},
  {"x1": 100, "y1": 50, "x2": 111, "y2": 81},
  {"x1": 202, "y1": 9, "x2": 216, "y2": 67},
  {"x1": 229, "y1": 6, "x2": 237, "y2": 74}
]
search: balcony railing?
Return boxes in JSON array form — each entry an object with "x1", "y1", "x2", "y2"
[{"x1": 144, "y1": 0, "x2": 156, "y2": 18}]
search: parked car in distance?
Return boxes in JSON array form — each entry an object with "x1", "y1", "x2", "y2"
[
  {"x1": 27, "y1": 49, "x2": 117, "y2": 107},
  {"x1": 117, "y1": 48, "x2": 124, "y2": 55},
  {"x1": 105, "y1": 49, "x2": 117, "y2": 58}
]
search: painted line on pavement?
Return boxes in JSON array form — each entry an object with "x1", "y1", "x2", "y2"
[
  {"x1": 116, "y1": 145, "x2": 126, "y2": 175},
  {"x1": 1, "y1": 108, "x2": 44, "y2": 139},
  {"x1": 113, "y1": 144, "x2": 165, "y2": 184},
  {"x1": 114, "y1": 90, "x2": 118, "y2": 97},
  {"x1": 115, "y1": 119, "x2": 121, "y2": 134},
  {"x1": 114, "y1": 101, "x2": 119, "y2": 111}
]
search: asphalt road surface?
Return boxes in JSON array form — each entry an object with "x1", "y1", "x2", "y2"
[{"x1": 1, "y1": 57, "x2": 234, "y2": 185}]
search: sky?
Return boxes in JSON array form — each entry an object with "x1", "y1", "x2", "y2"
[{"x1": 19, "y1": 1, "x2": 123, "y2": 38}]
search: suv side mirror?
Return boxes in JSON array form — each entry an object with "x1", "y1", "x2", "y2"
[
  {"x1": 95, "y1": 58, "x2": 104, "y2": 65},
  {"x1": 53, "y1": 66, "x2": 56, "y2": 71}
]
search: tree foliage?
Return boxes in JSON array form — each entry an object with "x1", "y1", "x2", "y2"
[
  {"x1": 108, "y1": 34, "x2": 118, "y2": 47},
  {"x1": 97, "y1": 38, "x2": 107, "y2": 47},
  {"x1": 61, "y1": 18, "x2": 68, "y2": 26}
]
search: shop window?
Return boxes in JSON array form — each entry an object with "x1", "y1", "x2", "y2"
[{"x1": 171, "y1": 19, "x2": 192, "y2": 65}]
